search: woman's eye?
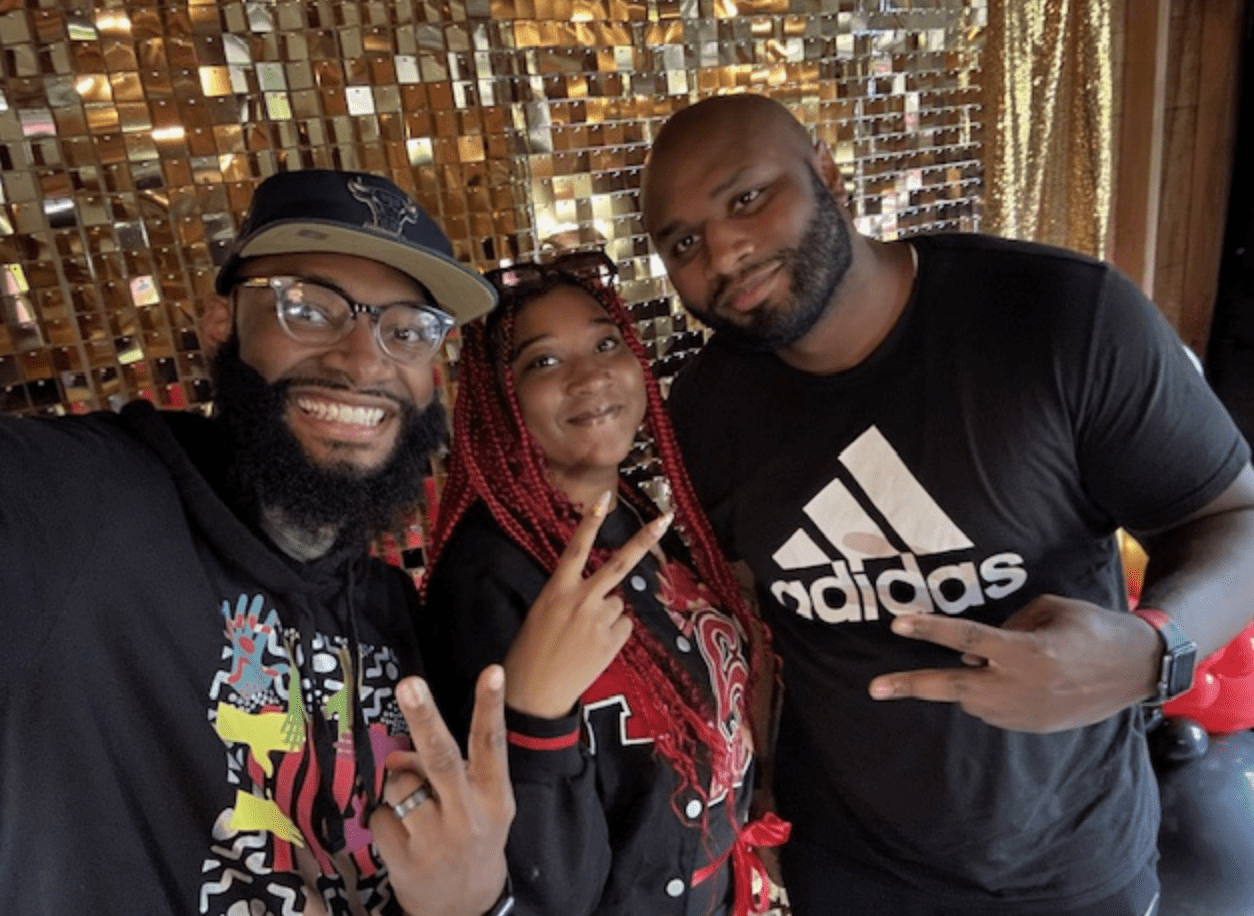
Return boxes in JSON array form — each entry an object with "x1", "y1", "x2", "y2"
[
  {"x1": 524, "y1": 353, "x2": 557, "y2": 371},
  {"x1": 672, "y1": 234, "x2": 696, "y2": 258},
  {"x1": 595, "y1": 335, "x2": 621, "y2": 353}
]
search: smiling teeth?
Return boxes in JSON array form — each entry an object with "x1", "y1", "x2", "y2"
[{"x1": 297, "y1": 398, "x2": 385, "y2": 427}]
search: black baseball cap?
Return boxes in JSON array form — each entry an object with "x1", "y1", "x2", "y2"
[{"x1": 214, "y1": 169, "x2": 496, "y2": 325}]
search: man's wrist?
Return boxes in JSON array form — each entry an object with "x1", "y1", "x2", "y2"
[
  {"x1": 480, "y1": 875, "x2": 514, "y2": 916},
  {"x1": 1133, "y1": 607, "x2": 1198, "y2": 704}
]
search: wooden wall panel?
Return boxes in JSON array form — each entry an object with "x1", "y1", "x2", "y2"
[
  {"x1": 1150, "y1": 0, "x2": 1244, "y2": 354},
  {"x1": 1111, "y1": 0, "x2": 1167, "y2": 293}
]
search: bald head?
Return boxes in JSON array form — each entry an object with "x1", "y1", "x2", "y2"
[
  {"x1": 643, "y1": 95, "x2": 815, "y2": 216},
  {"x1": 653, "y1": 94, "x2": 811, "y2": 160},
  {"x1": 637, "y1": 92, "x2": 858, "y2": 357}
]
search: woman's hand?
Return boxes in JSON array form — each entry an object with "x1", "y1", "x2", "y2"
[{"x1": 504, "y1": 491, "x2": 673, "y2": 719}]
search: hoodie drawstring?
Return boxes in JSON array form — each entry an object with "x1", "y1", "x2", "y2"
[{"x1": 296, "y1": 558, "x2": 380, "y2": 854}]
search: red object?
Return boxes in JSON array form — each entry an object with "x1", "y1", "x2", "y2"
[
  {"x1": 1124, "y1": 545, "x2": 1254, "y2": 734},
  {"x1": 1132, "y1": 607, "x2": 1170, "y2": 629},
  {"x1": 506, "y1": 728, "x2": 580, "y2": 752},
  {"x1": 1164, "y1": 622, "x2": 1254, "y2": 734},
  {"x1": 691, "y1": 812, "x2": 791, "y2": 916}
]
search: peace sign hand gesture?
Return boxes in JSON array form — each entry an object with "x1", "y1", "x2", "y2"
[
  {"x1": 504, "y1": 490, "x2": 674, "y2": 720},
  {"x1": 867, "y1": 593, "x2": 1162, "y2": 733}
]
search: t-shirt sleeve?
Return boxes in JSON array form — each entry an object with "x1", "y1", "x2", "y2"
[
  {"x1": 1072, "y1": 267, "x2": 1251, "y2": 533},
  {"x1": 666, "y1": 356, "x2": 704, "y2": 484},
  {"x1": 666, "y1": 351, "x2": 742, "y2": 560}
]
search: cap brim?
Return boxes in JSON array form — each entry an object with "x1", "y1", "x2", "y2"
[{"x1": 227, "y1": 220, "x2": 497, "y2": 326}]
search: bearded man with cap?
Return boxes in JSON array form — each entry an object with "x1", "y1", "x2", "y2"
[{"x1": 0, "y1": 170, "x2": 652, "y2": 916}]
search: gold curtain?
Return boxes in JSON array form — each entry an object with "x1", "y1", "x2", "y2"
[{"x1": 982, "y1": 0, "x2": 1114, "y2": 257}]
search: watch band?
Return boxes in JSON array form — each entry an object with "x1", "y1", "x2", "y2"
[
  {"x1": 481, "y1": 875, "x2": 515, "y2": 916},
  {"x1": 1133, "y1": 608, "x2": 1198, "y2": 705}
]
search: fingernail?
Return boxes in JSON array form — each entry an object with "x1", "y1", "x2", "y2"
[
  {"x1": 487, "y1": 665, "x2": 504, "y2": 691},
  {"x1": 398, "y1": 678, "x2": 428, "y2": 708},
  {"x1": 591, "y1": 490, "x2": 612, "y2": 518},
  {"x1": 651, "y1": 511, "x2": 674, "y2": 535},
  {"x1": 869, "y1": 680, "x2": 895, "y2": 699},
  {"x1": 892, "y1": 617, "x2": 915, "y2": 636}
]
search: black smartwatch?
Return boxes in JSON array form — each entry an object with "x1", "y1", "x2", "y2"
[{"x1": 1134, "y1": 608, "x2": 1198, "y2": 705}]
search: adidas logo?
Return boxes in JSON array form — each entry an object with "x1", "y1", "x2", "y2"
[{"x1": 769, "y1": 427, "x2": 1027, "y2": 624}]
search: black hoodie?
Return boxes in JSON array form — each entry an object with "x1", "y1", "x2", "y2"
[{"x1": 0, "y1": 401, "x2": 426, "y2": 915}]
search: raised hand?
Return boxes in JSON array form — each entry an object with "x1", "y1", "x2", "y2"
[
  {"x1": 370, "y1": 666, "x2": 515, "y2": 916},
  {"x1": 504, "y1": 490, "x2": 673, "y2": 719},
  {"x1": 867, "y1": 594, "x2": 1162, "y2": 733}
]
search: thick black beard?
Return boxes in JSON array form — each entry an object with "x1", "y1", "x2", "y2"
[
  {"x1": 687, "y1": 165, "x2": 854, "y2": 353},
  {"x1": 210, "y1": 337, "x2": 446, "y2": 549}
]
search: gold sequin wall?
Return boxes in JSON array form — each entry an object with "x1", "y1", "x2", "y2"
[
  {"x1": 982, "y1": 0, "x2": 1111, "y2": 256},
  {"x1": 0, "y1": 0, "x2": 986, "y2": 418}
]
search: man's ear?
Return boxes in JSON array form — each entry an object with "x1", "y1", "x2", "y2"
[
  {"x1": 199, "y1": 295, "x2": 233, "y2": 355},
  {"x1": 813, "y1": 140, "x2": 850, "y2": 207}
]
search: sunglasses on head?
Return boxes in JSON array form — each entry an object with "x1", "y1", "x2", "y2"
[{"x1": 483, "y1": 249, "x2": 617, "y2": 293}]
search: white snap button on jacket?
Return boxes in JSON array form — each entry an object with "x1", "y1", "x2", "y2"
[
  {"x1": 685, "y1": 798, "x2": 703, "y2": 819},
  {"x1": 665, "y1": 878, "x2": 685, "y2": 898},
  {"x1": 629, "y1": 574, "x2": 647, "y2": 591},
  {"x1": 675, "y1": 635, "x2": 691, "y2": 652}
]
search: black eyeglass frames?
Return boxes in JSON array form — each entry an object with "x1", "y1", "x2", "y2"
[{"x1": 235, "y1": 275, "x2": 456, "y2": 364}]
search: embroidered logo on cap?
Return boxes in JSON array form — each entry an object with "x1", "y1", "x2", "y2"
[{"x1": 347, "y1": 175, "x2": 420, "y2": 238}]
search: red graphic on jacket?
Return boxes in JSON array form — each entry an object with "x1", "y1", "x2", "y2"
[{"x1": 579, "y1": 560, "x2": 753, "y2": 801}]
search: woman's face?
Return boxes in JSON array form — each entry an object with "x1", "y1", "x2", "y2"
[{"x1": 509, "y1": 283, "x2": 647, "y2": 492}]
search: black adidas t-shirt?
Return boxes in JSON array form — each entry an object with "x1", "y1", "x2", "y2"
[{"x1": 667, "y1": 233, "x2": 1250, "y2": 911}]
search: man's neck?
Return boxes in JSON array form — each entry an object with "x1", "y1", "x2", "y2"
[
  {"x1": 260, "y1": 504, "x2": 340, "y2": 562},
  {"x1": 777, "y1": 238, "x2": 917, "y2": 376}
]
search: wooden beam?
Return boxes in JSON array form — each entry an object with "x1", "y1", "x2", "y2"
[
  {"x1": 1112, "y1": 0, "x2": 1169, "y2": 297},
  {"x1": 1178, "y1": 0, "x2": 1244, "y2": 355}
]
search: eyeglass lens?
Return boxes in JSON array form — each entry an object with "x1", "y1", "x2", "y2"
[{"x1": 264, "y1": 277, "x2": 450, "y2": 361}]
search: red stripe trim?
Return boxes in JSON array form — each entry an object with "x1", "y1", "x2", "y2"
[{"x1": 507, "y1": 728, "x2": 579, "y2": 751}]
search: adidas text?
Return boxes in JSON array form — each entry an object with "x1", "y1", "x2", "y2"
[{"x1": 770, "y1": 552, "x2": 1027, "y2": 624}]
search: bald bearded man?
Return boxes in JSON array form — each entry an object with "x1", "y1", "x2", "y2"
[{"x1": 642, "y1": 93, "x2": 1254, "y2": 916}]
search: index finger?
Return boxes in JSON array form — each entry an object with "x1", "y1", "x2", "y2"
[
  {"x1": 465, "y1": 665, "x2": 512, "y2": 810},
  {"x1": 584, "y1": 509, "x2": 674, "y2": 596},
  {"x1": 548, "y1": 490, "x2": 615, "y2": 590},
  {"x1": 889, "y1": 613, "x2": 1011, "y2": 659}
]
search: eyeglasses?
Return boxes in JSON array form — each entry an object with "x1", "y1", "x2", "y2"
[
  {"x1": 235, "y1": 275, "x2": 456, "y2": 364},
  {"x1": 483, "y1": 249, "x2": 618, "y2": 293}
]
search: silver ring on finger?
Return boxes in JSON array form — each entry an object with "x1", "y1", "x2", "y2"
[{"x1": 391, "y1": 783, "x2": 433, "y2": 820}]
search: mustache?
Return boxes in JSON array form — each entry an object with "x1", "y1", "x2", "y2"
[
  {"x1": 711, "y1": 254, "x2": 788, "y2": 313},
  {"x1": 275, "y1": 375, "x2": 409, "y2": 411}
]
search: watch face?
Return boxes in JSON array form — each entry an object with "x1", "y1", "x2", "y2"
[
  {"x1": 1165, "y1": 642, "x2": 1198, "y2": 700},
  {"x1": 1156, "y1": 617, "x2": 1198, "y2": 701},
  {"x1": 1139, "y1": 611, "x2": 1198, "y2": 704}
]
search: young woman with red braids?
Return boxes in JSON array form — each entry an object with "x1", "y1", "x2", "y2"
[{"x1": 420, "y1": 253, "x2": 789, "y2": 916}]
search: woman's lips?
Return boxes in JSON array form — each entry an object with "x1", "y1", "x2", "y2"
[{"x1": 568, "y1": 402, "x2": 622, "y2": 426}]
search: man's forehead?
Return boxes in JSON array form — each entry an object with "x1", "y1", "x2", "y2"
[{"x1": 643, "y1": 125, "x2": 804, "y2": 232}]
